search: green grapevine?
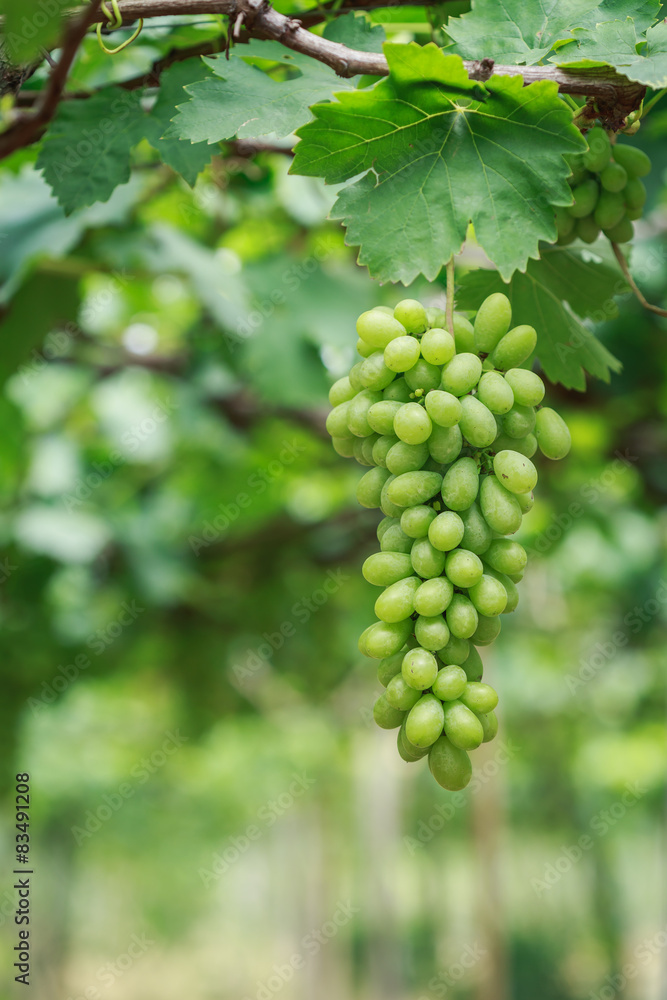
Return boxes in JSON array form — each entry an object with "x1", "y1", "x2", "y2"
[
  {"x1": 557, "y1": 126, "x2": 651, "y2": 246},
  {"x1": 328, "y1": 293, "x2": 571, "y2": 790}
]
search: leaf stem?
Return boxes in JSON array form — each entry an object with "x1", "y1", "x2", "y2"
[
  {"x1": 611, "y1": 242, "x2": 667, "y2": 318},
  {"x1": 446, "y1": 257, "x2": 455, "y2": 337}
]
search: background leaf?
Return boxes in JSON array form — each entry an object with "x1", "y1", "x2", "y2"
[{"x1": 554, "y1": 18, "x2": 667, "y2": 88}]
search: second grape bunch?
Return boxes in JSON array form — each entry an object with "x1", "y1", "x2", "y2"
[{"x1": 327, "y1": 293, "x2": 571, "y2": 791}]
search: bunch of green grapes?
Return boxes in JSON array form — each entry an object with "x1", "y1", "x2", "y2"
[
  {"x1": 327, "y1": 295, "x2": 571, "y2": 791},
  {"x1": 556, "y1": 125, "x2": 651, "y2": 245}
]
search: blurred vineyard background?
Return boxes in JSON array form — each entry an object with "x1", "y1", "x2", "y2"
[{"x1": 0, "y1": 7, "x2": 667, "y2": 1000}]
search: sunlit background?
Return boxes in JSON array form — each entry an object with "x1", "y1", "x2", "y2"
[{"x1": 0, "y1": 10, "x2": 666, "y2": 1000}]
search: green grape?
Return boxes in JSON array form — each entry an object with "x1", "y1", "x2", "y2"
[
  {"x1": 384, "y1": 336, "x2": 421, "y2": 373},
  {"x1": 624, "y1": 175, "x2": 647, "y2": 210},
  {"x1": 452, "y1": 313, "x2": 476, "y2": 353},
  {"x1": 375, "y1": 576, "x2": 421, "y2": 623},
  {"x1": 516, "y1": 490, "x2": 534, "y2": 513},
  {"x1": 603, "y1": 216, "x2": 633, "y2": 243},
  {"x1": 484, "y1": 538, "x2": 527, "y2": 576},
  {"x1": 397, "y1": 720, "x2": 430, "y2": 762},
  {"x1": 428, "y1": 511, "x2": 465, "y2": 552},
  {"x1": 329, "y1": 376, "x2": 356, "y2": 407},
  {"x1": 445, "y1": 548, "x2": 484, "y2": 588},
  {"x1": 490, "y1": 325, "x2": 537, "y2": 370},
  {"x1": 611, "y1": 143, "x2": 651, "y2": 178},
  {"x1": 493, "y1": 449, "x2": 538, "y2": 494},
  {"x1": 348, "y1": 389, "x2": 383, "y2": 437},
  {"x1": 353, "y1": 438, "x2": 372, "y2": 467},
  {"x1": 473, "y1": 293, "x2": 512, "y2": 354},
  {"x1": 479, "y1": 476, "x2": 522, "y2": 534},
  {"x1": 359, "y1": 352, "x2": 396, "y2": 391},
  {"x1": 356, "y1": 466, "x2": 392, "y2": 508},
  {"x1": 386, "y1": 673, "x2": 423, "y2": 711},
  {"x1": 357, "y1": 310, "x2": 406, "y2": 349},
  {"x1": 356, "y1": 337, "x2": 375, "y2": 358},
  {"x1": 555, "y1": 206, "x2": 575, "y2": 237},
  {"x1": 428, "y1": 734, "x2": 472, "y2": 790},
  {"x1": 414, "y1": 577, "x2": 454, "y2": 616},
  {"x1": 386, "y1": 470, "x2": 443, "y2": 507},
  {"x1": 535, "y1": 407, "x2": 571, "y2": 459},
  {"x1": 442, "y1": 700, "x2": 484, "y2": 750},
  {"x1": 441, "y1": 457, "x2": 480, "y2": 511},
  {"x1": 364, "y1": 618, "x2": 413, "y2": 658},
  {"x1": 568, "y1": 178, "x2": 599, "y2": 218},
  {"x1": 471, "y1": 614, "x2": 501, "y2": 646},
  {"x1": 361, "y1": 435, "x2": 378, "y2": 465},
  {"x1": 394, "y1": 298, "x2": 428, "y2": 335},
  {"x1": 600, "y1": 161, "x2": 627, "y2": 192},
  {"x1": 461, "y1": 644, "x2": 483, "y2": 682},
  {"x1": 428, "y1": 424, "x2": 463, "y2": 464},
  {"x1": 582, "y1": 125, "x2": 611, "y2": 172},
  {"x1": 362, "y1": 551, "x2": 414, "y2": 587},
  {"x1": 406, "y1": 693, "x2": 445, "y2": 748},
  {"x1": 504, "y1": 369, "x2": 545, "y2": 407},
  {"x1": 380, "y1": 474, "x2": 405, "y2": 517},
  {"x1": 503, "y1": 403, "x2": 536, "y2": 438},
  {"x1": 439, "y1": 635, "x2": 470, "y2": 665},
  {"x1": 373, "y1": 694, "x2": 405, "y2": 729},
  {"x1": 400, "y1": 504, "x2": 437, "y2": 538},
  {"x1": 377, "y1": 515, "x2": 398, "y2": 541},
  {"x1": 446, "y1": 593, "x2": 479, "y2": 639},
  {"x1": 402, "y1": 647, "x2": 439, "y2": 690},
  {"x1": 425, "y1": 389, "x2": 463, "y2": 427},
  {"x1": 458, "y1": 502, "x2": 493, "y2": 555},
  {"x1": 348, "y1": 360, "x2": 366, "y2": 391},
  {"x1": 576, "y1": 216, "x2": 601, "y2": 244},
  {"x1": 372, "y1": 434, "x2": 397, "y2": 467},
  {"x1": 383, "y1": 379, "x2": 412, "y2": 402},
  {"x1": 459, "y1": 394, "x2": 497, "y2": 448},
  {"x1": 460, "y1": 681, "x2": 498, "y2": 714},
  {"x1": 393, "y1": 402, "x2": 433, "y2": 445},
  {"x1": 404, "y1": 359, "x2": 442, "y2": 392},
  {"x1": 385, "y1": 440, "x2": 429, "y2": 475},
  {"x1": 332, "y1": 436, "x2": 355, "y2": 458},
  {"x1": 475, "y1": 710, "x2": 498, "y2": 743},
  {"x1": 326, "y1": 401, "x2": 353, "y2": 439},
  {"x1": 420, "y1": 328, "x2": 455, "y2": 365},
  {"x1": 426, "y1": 306, "x2": 447, "y2": 327},
  {"x1": 487, "y1": 569, "x2": 518, "y2": 613},
  {"x1": 410, "y1": 536, "x2": 447, "y2": 579},
  {"x1": 377, "y1": 651, "x2": 404, "y2": 687},
  {"x1": 380, "y1": 523, "x2": 414, "y2": 554},
  {"x1": 468, "y1": 574, "x2": 508, "y2": 616},
  {"x1": 414, "y1": 614, "x2": 450, "y2": 651},
  {"x1": 432, "y1": 664, "x2": 468, "y2": 701},
  {"x1": 476, "y1": 371, "x2": 515, "y2": 414},
  {"x1": 441, "y1": 353, "x2": 483, "y2": 396},
  {"x1": 593, "y1": 189, "x2": 625, "y2": 230}
]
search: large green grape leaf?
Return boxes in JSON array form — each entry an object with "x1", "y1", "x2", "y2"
[
  {"x1": 457, "y1": 247, "x2": 624, "y2": 389},
  {"x1": 291, "y1": 44, "x2": 585, "y2": 284},
  {"x1": 143, "y1": 61, "x2": 214, "y2": 186},
  {"x1": 166, "y1": 20, "x2": 384, "y2": 145},
  {"x1": 36, "y1": 89, "x2": 145, "y2": 214},
  {"x1": 445, "y1": 0, "x2": 659, "y2": 64},
  {"x1": 553, "y1": 19, "x2": 667, "y2": 88}
]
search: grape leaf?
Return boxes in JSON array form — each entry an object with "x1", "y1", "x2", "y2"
[
  {"x1": 36, "y1": 89, "x2": 145, "y2": 214},
  {"x1": 166, "y1": 38, "x2": 361, "y2": 144},
  {"x1": 553, "y1": 19, "x2": 667, "y2": 88},
  {"x1": 2, "y1": 0, "x2": 70, "y2": 63},
  {"x1": 445, "y1": 0, "x2": 659, "y2": 64},
  {"x1": 291, "y1": 44, "x2": 585, "y2": 284},
  {"x1": 457, "y1": 247, "x2": 624, "y2": 389},
  {"x1": 322, "y1": 11, "x2": 386, "y2": 51},
  {"x1": 143, "y1": 61, "x2": 214, "y2": 185}
]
